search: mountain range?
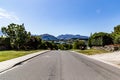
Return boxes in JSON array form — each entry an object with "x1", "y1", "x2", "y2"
[
  {"x1": 0, "y1": 31, "x2": 89, "y2": 41},
  {"x1": 40, "y1": 34, "x2": 89, "y2": 41},
  {"x1": 40, "y1": 34, "x2": 58, "y2": 41}
]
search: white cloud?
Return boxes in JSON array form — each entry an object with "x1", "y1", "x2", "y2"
[{"x1": 0, "y1": 8, "x2": 20, "y2": 22}]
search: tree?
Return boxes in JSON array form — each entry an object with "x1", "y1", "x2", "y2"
[
  {"x1": 0, "y1": 37, "x2": 11, "y2": 50},
  {"x1": 58, "y1": 44, "x2": 65, "y2": 50},
  {"x1": 111, "y1": 25, "x2": 120, "y2": 44},
  {"x1": 1, "y1": 23, "x2": 31, "y2": 50},
  {"x1": 40, "y1": 41, "x2": 48, "y2": 49},
  {"x1": 24, "y1": 36, "x2": 42, "y2": 50},
  {"x1": 114, "y1": 25, "x2": 120, "y2": 34},
  {"x1": 88, "y1": 33, "x2": 92, "y2": 48},
  {"x1": 73, "y1": 40, "x2": 86, "y2": 50},
  {"x1": 88, "y1": 32, "x2": 113, "y2": 47},
  {"x1": 114, "y1": 35, "x2": 120, "y2": 44},
  {"x1": 73, "y1": 40, "x2": 78, "y2": 49},
  {"x1": 40, "y1": 41, "x2": 54, "y2": 50}
]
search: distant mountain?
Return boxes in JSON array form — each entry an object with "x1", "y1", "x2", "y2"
[
  {"x1": 57, "y1": 34, "x2": 89, "y2": 40},
  {"x1": 40, "y1": 34, "x2": 58, "y2": 41},
  {"x1": 40, "y1": 34, "x2": 89, "y2": 41},
  {"x1": 0, "y1": 31, "x2": 89, "y2": 40}
]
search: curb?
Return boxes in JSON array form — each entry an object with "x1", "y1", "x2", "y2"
[
  {"x1": 71, "y1": 51, "x2": 120, "y2": 69},
  {"x1": 0, "y1": 50, "x2": 50, "y2": 73}
]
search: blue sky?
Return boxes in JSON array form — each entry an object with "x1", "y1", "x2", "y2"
[{"x1": 0, "y1": 0, "x2": 120, "y2": 36}]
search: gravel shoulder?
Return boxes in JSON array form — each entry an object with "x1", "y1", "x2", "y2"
[{"x1": 90, "y1": 51, "x2": 120, "y2": 66}]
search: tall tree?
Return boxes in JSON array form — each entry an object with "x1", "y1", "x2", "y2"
[
  {"x1": 88, "y1": 32, "x2": 113, "y2": 47},
  {"x1": 1, "y1": 23, "x2": 31, "y2": 50},
  {"x1": 112, "y1": 25, "x2": 120, "y2": 44},
  {"x1": 114, "y1": 25, "x2": 120, "y2": 34}
]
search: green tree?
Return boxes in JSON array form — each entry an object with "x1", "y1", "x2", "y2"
[
  {"x1": 111, "y1": 25, "x2": 120, "y2": 44},
  {"x1": 114, "y1": 35, "x2": 120, "y2": 44},
  {"x1": 0, "y1": 37, "x2": 11, "y2": 50},
  {"x1": 73, "y1": 40, "x2": 78, "y2": 49},
  {"x1": 1, "y1": 23, "x2": 31, "y2": 50},
  {"x1": 40, "y1": 41, "x2": 47, "y2": 49},
  {"x1": 88, "y1": 33, "x2": 92, "y2": 47},
  {"x1": 73, "y1": 40, "x2": 86, "y2": 50},
  {"x1": 88, "y1": 32, "x2": 113, "y2": 47},
  {"x1": 114, "y1": 25, "x2": 120, "y2": 34},
  {"x1": 24, "y1": 36, "x2": 42, "y2": 50},
  {"x1": 41, "y1": 41, "x2": 54, "y2": 50}
]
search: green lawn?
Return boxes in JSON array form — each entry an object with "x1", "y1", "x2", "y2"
[
  {"x1": 0, "y1": 50, "x2": 42, "y2": 62},
  {"x1": 74, "y1": 49, "x2": 109, "y2": 55}
]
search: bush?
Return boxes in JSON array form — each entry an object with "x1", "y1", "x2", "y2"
[
  {"x1": 88, "y1": 32, "x2": 113, "y2": 47},
  {"x1": 73, "y1": 40, "x2": 86, "y2": 50},
  {"x1": 0, "y1": 38, "x2": 11, "y2": 50}
]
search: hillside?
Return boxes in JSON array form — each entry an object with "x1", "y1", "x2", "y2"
[
  {"x1": 40, "y1": 34, "x2": 89, "y2": 41},
  {"x1": 40, "y1": 34, "x2": 58, "y2": 41},
  {"x1": 57, "y1": 34, "x2": 89, "y2": 40}
]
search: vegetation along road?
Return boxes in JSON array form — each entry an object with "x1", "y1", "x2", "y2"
[{"x1": 0, "y1": 51, "x2": 120, "y2": 80}]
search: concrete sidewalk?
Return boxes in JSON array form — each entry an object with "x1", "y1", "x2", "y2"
[{"x1": 0, "y1": 50, "x2": 49, "y2": 73}]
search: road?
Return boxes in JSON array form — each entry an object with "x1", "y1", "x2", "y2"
[{"x1": 0, "y1": 51, "x2": 120, "y2": 80}]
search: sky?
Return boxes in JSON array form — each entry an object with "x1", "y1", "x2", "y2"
[{"x1": 0, "y1": 0, "x2": 120, "y2": 36}]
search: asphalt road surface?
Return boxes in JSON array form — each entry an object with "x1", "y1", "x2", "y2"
[{"x1": 0, "y1": 51, "x2": 120, "y2": 80}]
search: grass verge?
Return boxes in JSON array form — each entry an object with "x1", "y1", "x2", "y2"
[
  {"x1": 0, "y1": 50, "x2": 42, "y2": 62},
  {"x1": 74, "y1": 49, "x2": 109, "y2": 55}
]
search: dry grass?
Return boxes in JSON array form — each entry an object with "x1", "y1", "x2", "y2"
[{"x1": 74, "y1": 49, "x2": 109, "y2": 55}]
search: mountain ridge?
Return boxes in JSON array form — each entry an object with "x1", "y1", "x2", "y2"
[
  {"x1": 40, "y1": 34, "x2": 89, "y2": 41},
  {"x1": 40, "y1": 34, "x2": 58, "y2": 41}
]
